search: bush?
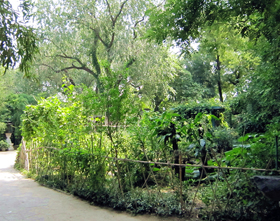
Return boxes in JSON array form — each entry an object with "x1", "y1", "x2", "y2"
[
  {"x1": 0, "y1": 140, "x2": 9, "y2": 151},
  {"x1": 199, "y1": 173, "x2": 279, "y2": 221},
  {"x1": 0, "y1": 122, "x2": 6, "y2": 134},
  {"x1": 213, "y1": 127, "x2": 238, "y2": 152}
]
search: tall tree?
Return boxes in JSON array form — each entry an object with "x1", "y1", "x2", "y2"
[
  {"x1": 184, "y1": 52, "x2": 216, "y2": 99},
  {"x1": 147, "y1": 0, "x2": 280, "y2": 49},
  {"x1": 147, "y1": 1, "x2": 270, "y2": 103},
  {"x1": 34, "y1": 0, "x2": 175, "y2": 110},
  {"x1": 196, "y1": 23, "x2": 259, "y2": 102}
]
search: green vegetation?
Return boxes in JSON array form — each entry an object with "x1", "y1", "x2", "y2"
[
  {"x1": 0, "y1": 140, "x2": 9, "y2": 151},
  {"x1": 2, "y1": 0, "x2": 280, "y2": 220},
  {"x1": 0, "y1": 0, "x2": 38, "y2": 74}
]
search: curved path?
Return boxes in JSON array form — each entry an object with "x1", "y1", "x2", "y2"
[{"x1": 0, "y1": 151, "x2": 181, "y2": 221}]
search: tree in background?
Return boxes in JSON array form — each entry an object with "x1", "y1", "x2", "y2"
[
  {"x1": 147, "y1": 0, "x2": 280, "y2": 132},
  {"x1": 193, "y1": 23, "x2": 258, "y2": 102},
  {"x1": 32, "y1": 0, "x2": 176, "y2": 111},
  {"x1": 146, "y1": 0, "x2": 280, "y2": 50},
  {"x1": 0, "y1": 69, "x2": 37, "y2": 144}
]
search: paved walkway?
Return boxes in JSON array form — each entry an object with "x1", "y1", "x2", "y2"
[{"x1": 0, "y1": 151, "x2": 178, "y2": 221}]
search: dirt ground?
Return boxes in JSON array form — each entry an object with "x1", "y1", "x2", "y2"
[{"x1": 0, "y1": 151, "x2": 196, "y2": 221}]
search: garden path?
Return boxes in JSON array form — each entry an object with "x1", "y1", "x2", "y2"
[{"x1": 0, "y1": 151, "x2": 182, "y2": 221}]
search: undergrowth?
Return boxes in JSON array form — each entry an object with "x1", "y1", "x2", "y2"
[{"x1": 35, "y1": 175, "x2": 185, "y2": 217}]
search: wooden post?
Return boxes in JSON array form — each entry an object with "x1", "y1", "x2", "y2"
[
  {"x1": 179, "y1": 155, "x2": 184, "y2": 210},
  {"x1": 22, "y1": 139, "x2": 29, "y2": 171},
  {"x1": 216, "y1": 55, "x2": 223, "y2": 103},
  {"x1": 276, "y1": 136, "x2": 279, "y2": 170}
]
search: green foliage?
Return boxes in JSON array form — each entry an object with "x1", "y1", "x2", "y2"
[
  {"x1": 147, "y1": 0, "x2": 280, "y2": 49},
  {"x1": 224, "y1": 133, "x2": 276, "y2": 169},
  {"x1": 13, "y1": 1, "x2": 280, "y2": 220},
  {"x1": 146, "y1": 0, "x2": 280, "y2": 132},
  {"x1": 35, "y1": 147, "x2": 107, "y2": 191},
  {"x1": 183, "y1": 53, "x2": 217, "y2": 99},
  {"x1": 0, "y1": 140, "x2": 9, "y2": 151},
  {"x1": 33, "y1": 0, "x2": 175, "y2": 110},
  {"x1": 199, "y1": 173, "x2": 279, "y2": 220},
  {"x1": 0, "y1": 123, "x2": 6, "y2": 135},
  {"x1": 169, "y1": 69, "x2": 205, "y2": 103},
  {"x1": 73, "y1": 186, "x2": 184, "y2": 216},
  {"x1": 20, "y1": 82, "x2": 280, "y2": 219},
  {"x1": 172, "y1": 101, "x2": 225, "y2": 120},
  {"x1": 212, "y1": 127, "x2": 238, "y2": 152},
  {"x1": 32, "y1": 147, "x2": 185, "y2": 216},
  {"x1": 2, "y1": 93, "x2": 37, "y2": 144},
  {"x1": 20, "y1": 81, "x2": 190, "y2": 216},
  {"x1": 0, "y1": 0, "x2": 38, "y2": 74}
]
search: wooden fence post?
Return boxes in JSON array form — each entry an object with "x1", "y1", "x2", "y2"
[{"x1": 21, "y1": 139, "x2": 29, "y2": 171}]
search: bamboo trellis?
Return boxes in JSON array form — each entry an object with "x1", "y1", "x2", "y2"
[{"x1": 18, "y1": 140, "x2": 279, "y2": 219}]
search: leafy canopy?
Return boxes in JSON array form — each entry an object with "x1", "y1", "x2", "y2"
[
  {"x1": 147, "y1": 0, "x2": 280, "y2": 48},
  {"x1": 0, "y1": 0, "x2": 38, "y2": 74}
]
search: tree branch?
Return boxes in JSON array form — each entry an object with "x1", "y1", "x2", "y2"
[
  {"x1": 133, "y1": 15, "x2": 145, "y2": 39},
  {"x1": 55, "y1": 54, "x2": 99, "y2": 78},
  {"x1": 107, "y1": 0, "x2": 128, "y2": 49},
  {"x1": 40, "y1": 60, "x2": 98, "y2": 79},
  {"x1": 48, "y1": 39, "x2": 68, "y2": 57},
  {"x1": 56, "y1": 55, "x2": 83, "y2": 67},
  {"x1": 40, "y1": 63, "x2": 76, "y2": 73},
  {"x1": 73, "y1": 19, "x2": 108, "y2": 48},
  {"x1": 71, "y1": 62, "x2": 97, "y2": 77},
  {"x1": 113, "y1": 0, "x2": 128, "y2": 26},
  {"x1": 108, "y1": 33, "x2": 115, "y2": 49},
  {"x1": 105, "y1": 0, "x2": 114, "y2": 23},
  {"x1": 89, "y1": 26, "x2": 109, "y2": 48}
]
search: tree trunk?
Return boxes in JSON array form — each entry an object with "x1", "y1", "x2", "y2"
[
  {"x1": 154, "y1": 94, "x2": 163, "y2": 112},
  {"x1": 170, "y1": 123, "x2": 185, "y2": 181},
  {"x1": 216, "y1": 55, "x2": 223, "y2": 102}
]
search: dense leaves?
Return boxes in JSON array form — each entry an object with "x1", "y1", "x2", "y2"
[
  {"x1": 5, "y1": 0, "x2": 280, "y2": 220},
  {"x1": 0, "y1": 0, "x2": 38, "y2": 74},
  {"x1": 147, "y1": 0, "x2": 280, "y2": 47}
]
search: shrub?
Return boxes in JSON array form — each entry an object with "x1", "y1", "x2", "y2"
[
  {"x1": 199, "y1": 173, "x2": 279, "y2": 221},
  {"x1": 0, "y1": 140, "x2": 9, "y2": 151},
  {"x1": 213, "y1": 127, "x2": 238, "y2": 152}
]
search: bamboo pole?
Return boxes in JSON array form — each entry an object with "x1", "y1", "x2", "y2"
[
  {"x1": 26, "y1": 146, "x2": 280, "y2": 172},
  {"x1": 179, "y1": 155, "x2": 184, "y2": 211},
  {"x1": 276, "y1": 136, "x2": 279, "y2": 170}
]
